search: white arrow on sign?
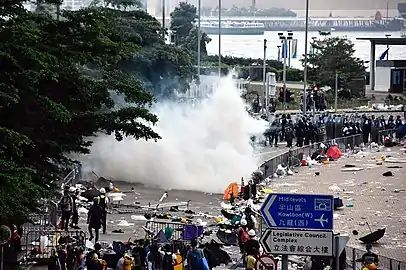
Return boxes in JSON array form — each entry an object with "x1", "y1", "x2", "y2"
[
  {"x1": 259, "y1": 229, "x2": 272, "y2": 254},
  {"x1": 262, "y1": 195, "x2": 277, "y2": 227}
]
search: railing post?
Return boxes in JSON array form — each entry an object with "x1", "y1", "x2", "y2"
[{"x1": 352, "y1": 248, "x2": 356, "y2": 270}]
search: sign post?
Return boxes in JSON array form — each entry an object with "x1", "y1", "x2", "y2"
[
  {"x1": 254, "y1": 254, "x2": 278, "y2": 270},
  {"x1": 260, "y1": 193, "x2": 334, "y2": 270}
]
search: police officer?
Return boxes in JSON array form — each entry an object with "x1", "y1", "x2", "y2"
[
  {"x1": 285, "y1": 120, "x2": 294, "y2": 147},
  {"x1": 362, "y1": 115, "x2": 371, "y2": 144},
  {"x1": 270, "y1": 119, "x2": 279, "y2": 147},
  {"x1": 371, "y1": 116, "x2": 380, "y2": 143},
  {"x1": 295, "y1": 119, "x2": 304, "y2": 147},
  {"x1": 96, "y1": 188, "x2": 109, "y2": 234},
  {"x1": 395, "y1": 115, "x2": 403, "y2": 129}
]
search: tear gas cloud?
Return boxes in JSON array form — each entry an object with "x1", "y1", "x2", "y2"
[{"x1": 80, "y1": 76, "x2": 266, "y2": 194}]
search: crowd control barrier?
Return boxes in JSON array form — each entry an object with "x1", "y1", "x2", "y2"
[
  {"x1": 345, "y1": 246, "x2": 405, "y2": 270},
  {"x1": 23, "y1": 229, "x2": 86, "y2": 263}
]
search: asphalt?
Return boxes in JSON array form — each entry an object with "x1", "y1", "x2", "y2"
[{"x1": 266, "y1": 146, "x2": 406, "y2": 265}]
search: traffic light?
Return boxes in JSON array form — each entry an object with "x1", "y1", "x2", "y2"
[
  {"x1": 286, "y1": 90, "x2": 293, "y2": 102},
  {"x1": 337, "y1": 76, "x2": 345, "y2": 89},
  {"x1": 278, "y1": 87, "x2": 284, "y2": 102}
]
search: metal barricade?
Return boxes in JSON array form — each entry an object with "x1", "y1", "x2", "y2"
[
  {"x1": 259, "y1": 130, "x2": 395, "y2": 178},
  {"x1": 145, "y1": 220, "x2": 198, "y2": 242},
  {"x1": 345, "y1": 246, "x2": 406, "y2": 270},
  {"x1": 24, "y1": 230, "x2": 86, "y2": 263}
]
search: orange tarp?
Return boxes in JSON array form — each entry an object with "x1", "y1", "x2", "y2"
[
  {"x1": 223, "y1": 182, "x2": 239, "y2": 201},
  {"x1": 326, "y1": 146, "x2": 342, "y2": 160}
]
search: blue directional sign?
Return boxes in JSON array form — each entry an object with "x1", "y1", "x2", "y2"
[{"x1": 260, "y1": 193, "x2": 334, "y2": 230}]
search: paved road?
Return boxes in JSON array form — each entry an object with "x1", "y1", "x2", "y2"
[{"x1": 267, "y1": 146, "x2": 406, "y2": 264}]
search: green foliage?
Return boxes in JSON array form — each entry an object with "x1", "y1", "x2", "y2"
[
  {"x1": 170, "y1": 2, "x2": 210, "y2": 59},
  {"x1": 303, "y1": 36, "x2": 366, "y2": 95},
  {"x1": 170, "y1": 2, "x2": 197, "y2": 38},
  {"x1": 0, "y1": 3, "x2": 165, "y2": 222},
  {"x1": 201, "y1": 6, "x2": 296, "y2": 17},
  {"x1": 112, "y1": 9, "x2": 196, "y2": 98}
]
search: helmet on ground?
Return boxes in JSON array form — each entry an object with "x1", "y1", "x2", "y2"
[{"x1": 99, "y1": 188, "x2": 106, "y2": 194}]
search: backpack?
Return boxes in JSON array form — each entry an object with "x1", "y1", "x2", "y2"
[
  {"x1": 60, "y1": 195, "x2": 72, "y2": 212},
  {"x1": 162, "y1": 253, "x2": 174, "y2": 270},
  {"x1": 97, "y1": 196, "x2": 106, "y2": 210},
  {"x1": 240, "y1": 229, "x2": 249, "y2": 243},
  {"x1": 189, "y1": 249, "x2": 203, "y2": 270}
]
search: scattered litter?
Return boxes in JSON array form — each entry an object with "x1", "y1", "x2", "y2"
[
  {"x1": 346, "y1": 202, "x2": 354, "y2": 207},
  {"x1": 341, "y1": 167, "x2": 364, "y2": 172},
  {"x1": 131, "y1": 215, "x2": 147, "y2": 221},
  {"x1": 343, "y1": 164, "x2": 356, "y2": 168},
  {"x1": 382, "y1": 171, "x2": 393, "y2": 177},
  {"x1": 117, "y1": 220, "x2": 134, "y2": 227},
  {"x1": 387, "y1": 165, "x2": 402, "y2": 168}
]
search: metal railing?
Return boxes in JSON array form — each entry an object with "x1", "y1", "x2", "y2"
[
  {"x1": 259, "y1": 129, "x2": 396, "y2": 179},
  {"x1": 345, "y1": 246, "x2": 406, "y2": 270},
  {"x1": 257, "y1": 129, "x2": 405, "y2": 267}
]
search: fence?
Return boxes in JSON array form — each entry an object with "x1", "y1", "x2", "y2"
[
  {"x1": 259, "y1": 129, "x2": 396, "y2": 178},
  {"x1": 345, "y1": 246, "x2": 406, "y2": 270},
  {"x1": 23, "y1": 230, "x2": 86, "y2": 263},
  {"x1": 145, "y1": 220, "x2": 202, "y2": 242},
  {"x1": 257, "y1": 128, "x2": 405, "y2": 269}
]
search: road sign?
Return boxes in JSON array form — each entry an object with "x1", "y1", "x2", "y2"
[
  {"x1": 260, "y1": 228, "x2": 333, "y2": 256},
  {"x1": 260, "y1": 193, "x2": 334, "y2": 230},
  {"x1": 254, "y1": 254, "x2": 278, "y2": 270}
]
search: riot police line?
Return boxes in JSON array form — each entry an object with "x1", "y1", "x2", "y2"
[{"x1": 262, "y1": 113, "x2": 404, "y2": 147}]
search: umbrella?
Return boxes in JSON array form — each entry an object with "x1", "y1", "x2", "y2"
[{"x1": 81, "y1": 189, "x2": 101, "y2": 201}]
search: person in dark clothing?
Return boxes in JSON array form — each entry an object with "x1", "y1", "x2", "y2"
[
  {"x1": 96, "y1": 188, "x2": 108, "y2": 234},
  {"x1": 59, "y1": 188, "x2": 73, "y2": 231},
  {"x1": 361, "y1": 244, "x2": 379, "y2": 265},
  {"x1": 132, "y1": 240, "x2": 147, "y2": 268},
  {"x1": 243, "y1": 230, "x2": 260, "y2": 258},
  {"x1": 70, "y1": 188, "x2": 80, "y2": 229},
  {"x1": 87, "y1": 198, "x2": 103, "y2": 242},
  {"x1": 362, "y1": 115, "x2": 371, "y2": 144},
  {"x1": 85, "y1": 243, "x2": 102, "y2": 268},
  {"x1": 285, "y1": 120, "x2": 294, "y2": 147},
  {"x1": 203, "y1": 243, "x2": 218, "y2": 270}
]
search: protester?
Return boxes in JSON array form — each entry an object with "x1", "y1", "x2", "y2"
[
  {"x1": 59, "y1": 187, "x2": 74, "y2": 231},
  {"x1": 187, "y1": 239, "x2": 205, "y2": 270},
  {"x1": 87, "y1": 198, "x2": 103, "y2": 242}
]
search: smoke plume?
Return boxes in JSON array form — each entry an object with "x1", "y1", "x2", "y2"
[{"x1": 80, "y1": 76, "x2": 266, "y2": 194}]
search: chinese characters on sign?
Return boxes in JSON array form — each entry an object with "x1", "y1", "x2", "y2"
[{"x1": 262, "y1": 229, "x2": 333, "y2": 256}]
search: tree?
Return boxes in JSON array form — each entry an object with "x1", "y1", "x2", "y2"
[
  {"x1": 170, "y1": 2, "x2": 211, "y2": 60},
  {"x1": 170, "y1": 2, "x2": 197, "y2": 39},
  {"x1": 111, "y1": 9, "x2": 196, "y2": 98},
  {"x1": 0, "y1": 3, "x2": 161, "y2": 222},
  {"x1": 303, "y1": 36, "x2": 366, "y2": 97}
]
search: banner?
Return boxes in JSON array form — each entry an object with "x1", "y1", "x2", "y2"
[
  {"x1": 291, "y1": 39, "x2": 298, "y2": 59},
  {"x1": 281, "y1": 42, "x2": 288, "y2": 59}
]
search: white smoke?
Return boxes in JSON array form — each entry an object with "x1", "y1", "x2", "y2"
[{"x1": 80, "y1": 76, "x2": 266, "y2": 194}]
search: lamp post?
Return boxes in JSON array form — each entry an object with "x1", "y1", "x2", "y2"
[
  {"x1": 385, "y1": 34, "x2": 391, "y2": 60},
  {"x1": 277, "y1": 45, "x2": 281, "y2": 62},
  {"x1": 197, "y1": 0, "x2": 201, "y2": 78},
  {"x1": 278, "y1": 32, "x2": 293, "y2": 111},
  {"x1": 218, "y1": 0, "x2": 222, "y2": 77},
  {"x1": 303, "y1": 0, "x2": 309, "y2": 113}
]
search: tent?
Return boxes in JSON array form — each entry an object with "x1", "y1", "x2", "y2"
[
  {"x1": 326, "y1": 146, "x2": 342, "y2": 160},
  {"x1": 223, "y1": 182, "x2": 239, "y2": 201}
]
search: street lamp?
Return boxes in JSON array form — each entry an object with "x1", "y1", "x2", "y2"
[
  {"x1": 278, "y1": 31, "x2": 293, "y2": 111},
  {"x1": 385, "y1": 34, "x2": 391, "y2": 60},
  {"x1": 303, "y1": 0, "x2": 309, "y2": 114},
  {"x1": 277, "y1": 45, "x2": 281, "y2": 62}
]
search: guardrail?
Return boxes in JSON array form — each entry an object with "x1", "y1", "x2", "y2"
[
  {"x1": 257, "y1": 129, "x2": 405, "y2": 268},
  {"x1": 345, "y1": 246, "x2": 405, "y2": 270},
  {"x1": 258, "y1": 129, "x2": 395, "y2": 179}
]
